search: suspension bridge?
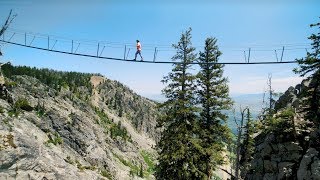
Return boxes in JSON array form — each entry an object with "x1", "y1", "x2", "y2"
[{"x1": 0, "y1": 28, "x2": 310, "y2": 65}]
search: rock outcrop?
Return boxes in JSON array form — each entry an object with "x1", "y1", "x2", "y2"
[{"x1": 246, "y1": 78, "x2": 320, "y2": 180}]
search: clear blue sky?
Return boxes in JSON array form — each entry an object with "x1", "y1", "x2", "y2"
[{"x1": 0, "y1": 0, "x2": 319, "y2": 100}]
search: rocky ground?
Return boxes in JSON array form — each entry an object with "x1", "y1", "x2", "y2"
[{"x1": 0, "y1": 75, "x2": 158, "y2": 180}]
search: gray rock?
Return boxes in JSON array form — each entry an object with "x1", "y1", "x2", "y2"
[
  {"x1": 281, "y1": 152, "x2": 302, "y2": 163},
  {"x1": 251, "y1": 158, "x2": 264, "y2": 173},
  {"x1": 311, "y1": 160, "x2": 320, "y2": 179},
  {"x1": 271, "y1": 144, "x2": 279, "y2": 153},
  {"x1": 298, "y1": 148, "x2": 320, "y2": 180},
  {"x1": 284, "y1": 142, "x2": 303, "y2": 152},
  {"x1": 250, "y1": 173, "x2": 263, "y2": 180},
  {"x1": 261, "y1": 143, "x2": 273, "y2": 158},
  {"x1": 264, "y1": 160, "x2": 277, "y2": 173},
  {"x1": 278, "y1": 162, "x2": 295, "y2": 180},
  {"x1": 265, "y1": 134, "x2": 276, "y2": 143},
  {"x1": 271, "y1": 154, "x2": 281, "y2": 163},
  {"x1": 263, "y1": 173, "x2": 277, "y2": 180},
  {"x1": 278, "y1": 143, "x2": 286, "y2": 153}
]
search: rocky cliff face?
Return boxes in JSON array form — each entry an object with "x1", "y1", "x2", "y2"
[
  {"x1": 246, "y1": 78, "x2": 320, "y2": 180},
  {"x1": 90, "y1": 76, "x2": 160, "y2": 141},
  {"x1": 0, "y1": 74, "x2": 158, "y2": 180}
]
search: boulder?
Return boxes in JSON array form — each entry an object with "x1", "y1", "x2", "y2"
[
  {"x1": 298, "y1": 148, "x2": 320, "y2": 180},
  {"x1": 284, "y1": 142, "x2": 303, "y2": 152},
  {"x1": 277, "y1": 162, "x2": 295, "y2": 180},
  {"x1": 263, "y1": 173, "x2": 277, "y2": 180},
  {"x1": 260, "y1": 143, "x2": 273, "y2": 158},
  {"x1": 264, "y1": 160, "x2": 277, "y2": 173},
  {"x1": 251, "y1": 158, "x2": 264, "y2": 173},
  {"x1": 311, "y1": 160, "x2": 320, "y2": 179}
]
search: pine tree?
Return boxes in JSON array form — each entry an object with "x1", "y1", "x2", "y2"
[
  {"x1": 196, "y1": 37, "x2": 233, "y2": 179},
  {"x1": 260, "y1": 74, "x2": 276, "y2": 121},
  {"x1": 239, "y1": 108, "x2": 255, "y2": 178},
  {"x1": 293, "y1": 20, "x2": 320, "y2": 126},
  {"x1": 156, "y1": 28, "x2": 203, "y2": 179}
]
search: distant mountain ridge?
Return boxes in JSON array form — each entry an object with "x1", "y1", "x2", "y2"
[{"x1": 147, "y1": 92, "x2": 265, "y2": 134}]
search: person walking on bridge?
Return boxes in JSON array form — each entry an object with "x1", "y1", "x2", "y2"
[{"x1": 134, "y1": 40, "x2": 143, "y2": 61}]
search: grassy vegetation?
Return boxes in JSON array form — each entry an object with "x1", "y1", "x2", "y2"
[
  {"x1": 65, "y1": 156, "x2": 74, "y2": 165},
  {"x1": 113, "y1": 151, "x2": 156, "y2": 178},
  {"x1": 8, "y1": 98, "x2": 33, "y2": 117},
  {"x1": 0, "y1": 105, "x2": 4, "y2": 113},
  {"x1": 100, "y1": 169, "x2": 113, "y2": 179},
  {"x1": 95, "y1": 108, "x2": 112, "y2": 126},
  {"x1": 2, "y1": 117, "x2": 13, "y2": 131},
  {"x1": 65, "y1": 156, "x2": 96, "y2": 171},
  {"x1": 110, "y1": 121, "x2": 132, "y2": 142},
  {"x1": 75, "y1": 160, "x2": 85, "y2": 171},
  {"x1": 35, "y1": 101, "x2": 46, "y2": 117},
  {"x1": 266, "y1": 108, "x2": 295, "y2": 133},
  {"x1": 212, "y1": 173, "x2": 223, "y2": 180},
  {"x1": 8, "y1": 108, "x2": 19, "y2": 117},
  {"x1": 94, "y1": 108, "x2": 132, "y2": 142},
  {"x1": 4, "y1": 80, "x2": 17, "y2": 88},
  {"x1": 140, "y1": 150, "x2": 156, "y2": 175},
  {"x1": 46, "y1": 132, "x2": 63, "y2": 145},
  {"x1": 15, "y1": 98, "x2": 33, "y2": 111},
  {"x1": 114, "y1": 153, "x2": 140, "y2": 177}
]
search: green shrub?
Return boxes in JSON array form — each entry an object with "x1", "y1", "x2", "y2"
[
  {"x1": 84, "y1": 166, "x2": 96, "y2": 171},
  {"x1": 100, "y1": 169, "x2": 113, "y2": 179},
  {"x1": 75, "y1": 160, "x2": 85, "y2": 171},
  {"x1": 114, "y1": 153, "x2": 139, "y2": 177},
  {"x1": 95, "y1": 108, "x2": 111, "y2": 125},
  {"x1": 266, "y1": 108, "x2": 295, "y2": 133},
  {"x1": 0, "y1": 105, "x2": 4, "y2": 113},
  {"x1": 140, "y1": 150, "x2": 156, "y2": 174},
  {"x1": 4, "y1": 81, "x2": 17, "y2": 88},
  {"x1": 8, "y1": 108, "x2": 19, "y2": 117},
  {"x1": 139, "y1": 163, "x2": 144, "y2": 178},
  {"x1": 110, "y1": 121, "x2": 132, "y2": 141},
  {"x1": 15, "y1": 98, "x2": 33, "y2": 111},
  {"x1": 46, "y1": 132, "x2": 63, "y2": 145},
  {"x1": 2, "y1": 118, "x2": 13, "y2": 131},
  {"x1": 35, "y1": 101, "x2": 46, "y2": 117},
  {"x1": 276, "y1": 107, "x2": 295, "y2": 119},
  {"x1": 65, "y1": 156, "x2": 74, "y2": 165},
  {"x1": 212, "y1": 174, "x2": 223, "y2": 180}
]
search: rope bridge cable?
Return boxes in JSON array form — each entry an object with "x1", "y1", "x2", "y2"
[
  {"x1": 5, "y1": 28, "x2": 313, "y2": 50},
  {"x1": 0, "y1": 39, "x2": 299, "y2": 65}
]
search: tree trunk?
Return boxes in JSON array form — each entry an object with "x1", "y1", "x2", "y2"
[{"x1": 235, "y1": 108, "x2": 246, "y2": 179}]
